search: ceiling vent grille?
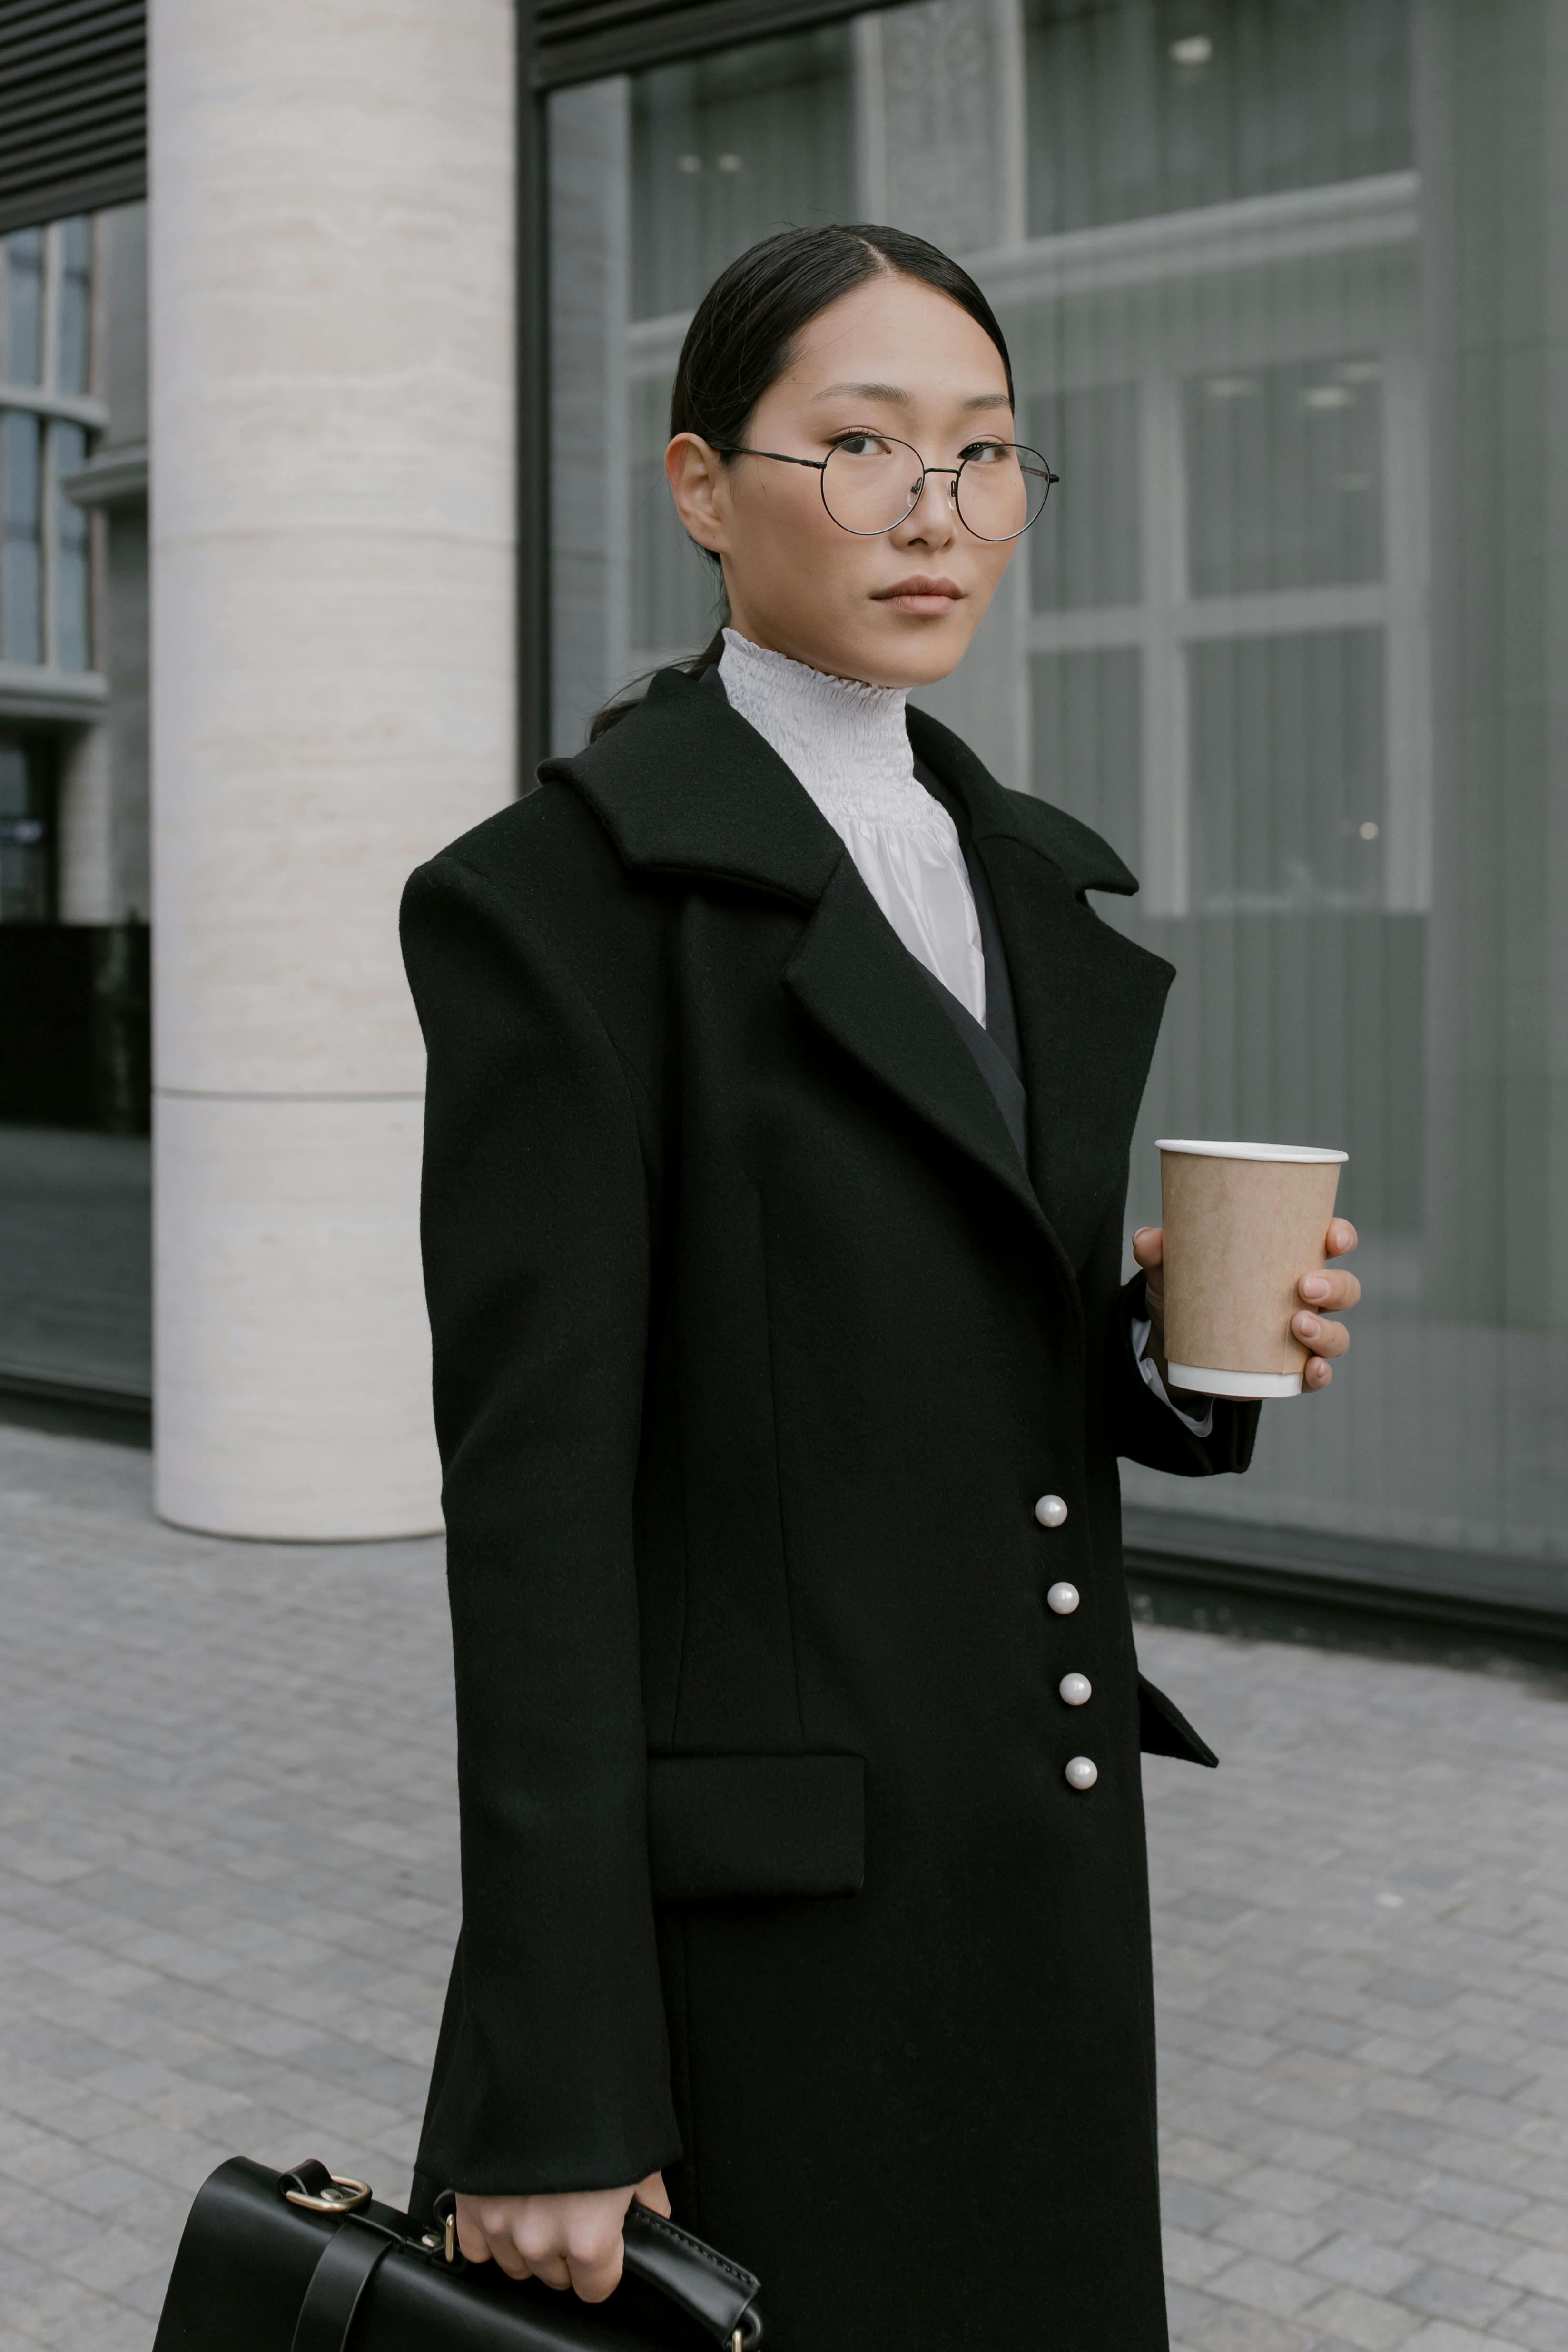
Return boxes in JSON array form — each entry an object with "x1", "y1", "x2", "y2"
[
  {"x1": 529, "y1": 0, "x2": 855, "y2": 89},
  {"x1": 0, "y1": 0, "x2": 145, "y2": 236}
]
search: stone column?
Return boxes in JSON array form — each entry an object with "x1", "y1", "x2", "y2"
[{"x1": 149, "y1": 0, "x2": 515, "y2": 1535}]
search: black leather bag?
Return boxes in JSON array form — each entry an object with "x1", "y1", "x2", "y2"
[{"x1": 152, "y1": 2157, "x2": 764, "y2": 2352}]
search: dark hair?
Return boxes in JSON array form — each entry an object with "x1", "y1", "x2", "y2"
[{"x1": 587, "y1": 222, "x2": 1016, "y2": 740}]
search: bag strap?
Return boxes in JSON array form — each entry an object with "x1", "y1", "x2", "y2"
[{"x1": 289, "y1": 2218, "x2": 391, "y2": 2352}]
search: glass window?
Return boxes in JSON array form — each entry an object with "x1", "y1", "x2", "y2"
[
  {"x1": 1025, "y1": 0, "x2": 1412, "y2": 236},
  {"x1": 52, "y1": 421, "x2": 91, "y2": 670},
  {"x1": 1027, "y1": 384, "x2": 1141, "y2": 613},
  {"x1": 547, "y1": 0, "x2": 1568, "y2": 1572},
  {"x1": 0, "y1": 737, "x2": 52, "y2": 922},
  {"x1": 631, "y1": 30, "x2": 855, "y2": 320},
  {"x1": 56, "y1": 216, "x2": 93, "y2": 394},
  {"x1": 1188, "y1": 629, "x2": 1384, "y2": 912},
  {"x1": 1185, "y1": 355, "x2": 1384, "y2": 596},
  {"x1": 0, "y1": 219, "x2": 100, "y2": 672},
  {"x1": 3, "y1": 409, "x2": 43, "y2": 664},
  {"x1": 3, "y1": 229, "x2": 45, "y2": 388}
]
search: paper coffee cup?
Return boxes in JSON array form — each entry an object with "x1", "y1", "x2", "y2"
[{"x1": 1155, "y1": 1140, "x2": 1348, "y2": 1400}]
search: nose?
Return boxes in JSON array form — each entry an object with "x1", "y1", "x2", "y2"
[{"x1": 892, "y1": 467, "x2": 957, "y2": 547}]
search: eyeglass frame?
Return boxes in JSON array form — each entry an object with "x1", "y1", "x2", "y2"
[{"x1": 702, "y1": 432, "x2": 1060, "y2": 542}]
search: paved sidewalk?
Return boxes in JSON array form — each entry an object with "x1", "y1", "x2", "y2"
[
  {"x1": 0, "y1": 1130, "x2": 151, "y2": 1400},
  {"x1": 1, "y1": 1419, "x2": 1566, "y2": 2352}
]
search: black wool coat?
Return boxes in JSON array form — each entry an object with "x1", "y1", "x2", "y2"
[{"x1": 400, "y1": 668, "x2": 1260, "y2": 2352}]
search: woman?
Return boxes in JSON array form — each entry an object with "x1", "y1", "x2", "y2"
[{"x1": 402, "y1": 224, "x2": 1358, "y2": 2352}]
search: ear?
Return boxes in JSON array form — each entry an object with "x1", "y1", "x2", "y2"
[{"x1": 665, "y1": 433, "x2": 729, "y2": 554}]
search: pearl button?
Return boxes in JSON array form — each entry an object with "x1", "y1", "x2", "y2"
[
  {"x1": 1059, "y1": 1672, "x2": 1092, "y2": 1707},
  {"x1": 1065, "y1": 1756, "x2": 1098, "y2": 1791},
  {"x1": 1046, "y1": 1581, "x2": 1080, "y2": 1615},
  {"x1": 1034, "y1": 1493, "x2": 1069, "y2": 1528}
]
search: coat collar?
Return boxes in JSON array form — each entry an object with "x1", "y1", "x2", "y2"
[
  {"x1": 545, "y1": 665, "x2": 1139, "y2": 906},
  {"x1": 546, "y1": 668, "x2": 1167, "y2": 1272}
]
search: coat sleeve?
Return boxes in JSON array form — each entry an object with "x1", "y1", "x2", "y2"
[
  {"x1": 401, "y1": 850, "x2": 680, "y2": 2196},
  {"x1": 1110, "y1": 1268, "x2": 1261, "y2": 1478}
]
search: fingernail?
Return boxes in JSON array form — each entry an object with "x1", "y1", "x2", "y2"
[
  {"x1": 1133, "y1": 1228, "x2": 1152, "y2": 1242},
  {"x1": 1301, "y1": 1276, "x2": 1330, "y2": 1301},
  {"x1": 1295, "y1": 1314, "x2": 1320, "y2": 1339}
]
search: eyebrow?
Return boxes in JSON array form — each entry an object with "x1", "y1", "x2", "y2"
[{"x1": 811, "y1": 380, "x2": 1013, "y2": 412}]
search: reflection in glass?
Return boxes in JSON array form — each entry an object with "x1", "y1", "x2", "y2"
[
  {"x1": 3, "y1": 410, "x2": 43, "y2": 663},
  {"x1": 1185, "y1": 356, "x2": 1383, "y2": 596},
  {"x1": 3, "y1": 229, "x2": 45, "y2": 388},
  {"x1": 1189, "y1": 629, "x2": 1384, "y2": 911},
  {"x1": 1031, "y1": 647, "x2": 1142, "y2": 856},
  {"x1": 53, "y1": 422, "x2": 91, "y2": 670},
  {"x1": 1025, "y1": 0, "x2": 1412, "y2": 236},
  {"x1": 1026, "y1": 384, "x2": 1140, "y2": 612},
  {"x1": 631, "y1": 30, "x2": 853, "y2": 320},
  {"x1": 0, "y1": 738, "x2": 51, "y2": 922},
  {"x1": 56, "y1": 217, "x2": 93, "y2": 394}
]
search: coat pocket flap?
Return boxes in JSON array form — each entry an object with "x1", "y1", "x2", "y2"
[
  {"x1": 647, "y1": 1752, "x2": 866, "y2": 1901},
  {"x1": 1137, "y1": 1674, "x2": 1218, "y2": 1768}
]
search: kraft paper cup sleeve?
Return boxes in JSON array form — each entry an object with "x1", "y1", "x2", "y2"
[{"x1": 1156, "y1": 1140, "x2": 1347, "y2": 1400}]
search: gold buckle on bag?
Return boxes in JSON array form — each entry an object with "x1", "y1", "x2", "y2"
[{"x1": 283, "y1": 2172, "x2": 372, "y2": 2215}]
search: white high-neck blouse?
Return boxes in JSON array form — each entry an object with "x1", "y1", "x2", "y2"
[{"x1": 718, "y1": 629, "x2": 987, "y2": 1026}]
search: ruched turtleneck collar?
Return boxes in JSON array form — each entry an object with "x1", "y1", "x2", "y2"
[{"x1": 717, "y1": 629, "x2": 987, "y2": 1024}]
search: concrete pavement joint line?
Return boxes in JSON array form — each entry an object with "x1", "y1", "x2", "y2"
[{"x1": 2, "y1": 1419, "x2": 1567, "y2": 2350}]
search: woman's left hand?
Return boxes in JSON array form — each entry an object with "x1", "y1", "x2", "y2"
[{"x1": 1132, "y1": 1220, "x2": 1361, "y2": 1394}]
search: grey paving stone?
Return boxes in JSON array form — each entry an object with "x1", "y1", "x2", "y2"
[
  {"x1": 1367, "y1": 1975, "x2": 1469, "y2": 2012},
  {"x1": 1314, "y1": 2191, "x2": 1427, "y2": 2246},
  {"x1": 5, "y1": 1421, "x2": 1568, "y2": 2351},
  {"x1": 1402, "y1": 2218, "x2": 1519, "y2": 2279},
  {"x1": 1495, "y1": 2297, "x2": 1568, "y2": 2351},
  {"x1": 1301, "y1": 2284, "x2": 1424, "y2": 2348},
  {"x1": 1308, "y1": 2234, "x2": 1428, "y2": 2297}
]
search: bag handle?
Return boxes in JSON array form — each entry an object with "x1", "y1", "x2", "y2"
[
  {"x1": 622, "y1": 2200, "x2": 763, "y2": 2349},
  {"x1": 428, "y1": 2190, "x2": 764, "y2": 2350}
]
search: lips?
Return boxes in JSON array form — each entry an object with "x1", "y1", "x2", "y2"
[{"x1": 873, "y1": 575, "x2": 964, "y2": 615}]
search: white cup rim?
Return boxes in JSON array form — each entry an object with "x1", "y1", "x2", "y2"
[{"x1": 1156, "y1": 1138, "x2": 1349, "y2": 1164}]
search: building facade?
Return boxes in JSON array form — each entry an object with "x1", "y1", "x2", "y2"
[{"x1": 0, "y1": 0, "x2": 1564, "y2": 1598}]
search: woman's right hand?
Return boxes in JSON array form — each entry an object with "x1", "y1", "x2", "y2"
[{"x1": 453, "y1": 2171, "x2": 671, "y2": 2302}]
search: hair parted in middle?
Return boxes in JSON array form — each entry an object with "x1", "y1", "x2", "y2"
[{"x1": 588, "y1": 222, "x2": 1016, "y2": 740}]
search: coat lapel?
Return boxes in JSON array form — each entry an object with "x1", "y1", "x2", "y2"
[
  {"x1": 783, "y1": 857, "x2": 1050, "y2": 1238},
  {"x1": 909, "y1": 708, "x2": 1177, "y2": 1271},
  {"x1": 548, "y1": 669, "x2": 1172, "y2": 1268}
]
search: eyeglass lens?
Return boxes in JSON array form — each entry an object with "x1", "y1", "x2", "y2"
[{"x1": 819, "y1": 435, "x2": 1054, "y2": 541}]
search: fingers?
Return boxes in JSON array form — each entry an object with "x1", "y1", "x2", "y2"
[
  {"x1": 1304, "y1": 1352, "x2": 1334, "y2": 1391},
  {"x1": 1131, "y1": 1226, "x2": 1164, "y2": 1271},
  {"x1": 454, "y1": 2188, "x2": 636, "y2": 2304},
  {"x1": 562, "y1": 2225, "x2": 626, "y2": 2305},
  {"x1": 1298, "y1": 1267, "x2": 1361, "y2": 1311},
  {"x1": 463, "y1": 2199, "x2": 531, "y2": 2280},
  {"x1": 1326, "y1": 1219, "x2": 1358, "y2": 1257},
  {"x1": 1294, "y1": 1311, "x2": 1350, "y2": 1360}
]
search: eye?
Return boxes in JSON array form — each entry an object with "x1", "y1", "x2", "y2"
[
  {"x1": 959, "y1": 439, "x2": 1013, "y2": 465},
  {"x1": 831, "y1": 430, "x2": 896, "y2": 458}
]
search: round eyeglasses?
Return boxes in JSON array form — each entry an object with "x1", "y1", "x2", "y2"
[{"x1": 709, "y1": 430, "x2": 1058, "y2": 542}]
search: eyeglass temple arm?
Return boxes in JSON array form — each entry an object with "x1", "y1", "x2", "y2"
[{"x1": 707, "y1": 444, "x2": 828, "y2": 473}]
